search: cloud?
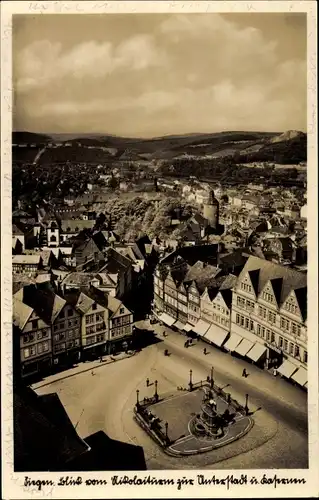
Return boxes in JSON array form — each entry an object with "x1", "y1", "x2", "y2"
[
  {"x1": 13, "y1": 14, "x2": 306, "y2": 135},
  {"x1": 15, "y1": 34, "x2": 168, "y2": 92}
]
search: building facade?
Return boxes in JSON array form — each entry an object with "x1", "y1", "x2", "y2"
[
  {"x1": 230, "y1": 256, "x2": 307, "y2": 374},
  {"x1": 107, "y1": 297, "x2": 134, "y2": 354},
  {"x1": 51, "y1": 300, "x2": 82, "y2": 367},
  {"x1": 13, "y1": 298, "x2": 52, "y2": 379}
]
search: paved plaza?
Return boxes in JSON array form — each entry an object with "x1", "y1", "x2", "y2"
[
  {"x1": 34, "y1": 324, "x2": 308, "y2": 469},
  {"x1": 145, "y1": 387, "x2": 252, "y2": 455}
]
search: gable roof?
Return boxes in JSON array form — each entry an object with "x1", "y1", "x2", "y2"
[
  {"x1": 239, "y1": 255, "x2": 307, "y2": 314},
  {"x1": 161, "y1": 244, "x2": 218, "y2": 266},
  {"x1": 12, "y1": 224, "x2": 24, "y2": 236},
  {"x1": 22, "y1": 284, "x2": 66, "y2": 324},
  {"x1": 13, "y1": 298, "x2": 34, "y2": 330},
  {"x1": 12, "y1": 255, "x2": 42, "y2": 265}
]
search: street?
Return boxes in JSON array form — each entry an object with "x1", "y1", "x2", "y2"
[{"x1": 35, "y1": 322, "x2": 308, "y2": 470}]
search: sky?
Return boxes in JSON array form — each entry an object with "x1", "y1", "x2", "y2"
[{"x1": 13, "y1": 13, "x2": 307, "y2": 138}]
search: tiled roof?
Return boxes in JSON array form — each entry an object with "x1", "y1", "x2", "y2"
[
  {"x1": 22, "y1": 284, "x2": 66, "y2": 324},
  {"x1": 61, "y1": 220, "x2": 95, "y2": 233},
  {"x1": 161, "y1": 244, "x2": 218, "y2": 266},
  {"x1": 13, "y1": 298, "x2": 33, "y2": 330},
  {"x1": 107, "y1": 295, "x2": 122, "y2": 314},
  {"x1": 12, "y1": 255, "x2": 42, "y2": 265}
]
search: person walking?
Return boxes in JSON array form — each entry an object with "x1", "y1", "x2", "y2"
[
  {"x1": 242, "y1": 368, "x2": 247, "y2": 378},
  {"x1": 203, "y1": 347, "x2": 207, "y2": 355}
]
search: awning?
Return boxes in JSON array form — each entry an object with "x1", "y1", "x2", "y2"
[
  {"x1": 234, "y1": 338, "x2": 255, "y2": 357},
  {"x1": 158, "y1": 312, "x2": 175, "y2": 327},
  {"x1": 291, "y1": 367, "x2": 307, "y2": 387},
  {"x1": 224, "y1": 333, "x2": 243, "y2": 352},
  {"x1": 173, "y1": 320, "x2": 186, "y2": 330},
  {"x1": 277, "y1": 359, "x2": 298, "y2": 379},
  {"x1": 204, "y1": 324, "x2": 229, "y2": 347},
  {"x1": 193, "y1": 319, "x2": 211, "y2": 336},
  {"x1": 183, "y1": 323, "x2": 193, "y2": 332},
  {"x1": 246, "y1": 343, "x2": 267, "y2": 363}
]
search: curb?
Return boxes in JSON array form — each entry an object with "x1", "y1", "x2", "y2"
[
  {"x1": 31, "y1": 351, "x2": 136, "y2": 389},
  {"x1": 166, "y1": 417, "x2": 254, "y2": 457}
]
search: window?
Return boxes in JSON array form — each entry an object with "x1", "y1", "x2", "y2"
[
  {"x1": 260, "y1": 326, "x2": 265, "y2": 338},
  {"x1": 250, "y1": 320, "x2": 254, "y2": 331},
  {"x1": 266, "y1": 329, "x2": 271, "y2": 341},
  {"x1": 96, "y1": 313, "x2": 104, "y2": 322},
  {"x1": 50, "y1": 234, "x2": 57, "y2": 242},
  {"x1": 120, "y1": 307, "x2": 125, "y2": 314},
  {"x1": 259, "y1": 306, "x2": 267, "y2": 319},
  {"x1": 280, "y1": 317, "x2": 290, "y2": 331},
  {"x1": 245, "y1": 318, "x2": 249, "y2": 329},
  {"x1": 291, "y1": 322, "x2": 301, "y2": 336},
  {"x1": 37, "y1": 331, "x2": 43, "y2": 340},
  {"x1": 67, "y1": 308, "x2": 73, "y2": 317},
  {"x1": 23, "y1": 335, "x2": 29, "y2": 344},
  {"x1": 285, "y1": 301, "x2": 298, "y2": 315},
  {"x1": 31, "y1": 320, "x2": 38, "y2": 330},
  {"x1": 38, "y1": 343, "x2": 43, "y2": 354},
  {"x1": 24, "y1": 348, "x2": 30, "y2": 358},
  {"x1": 92, "y1": 303, "x2": 97, "y2": 310},
  {"x1": 246, "y1": 300, "x2": 255, "y2": 311},
  {"x1": 43, "y1": 341, "x2": 49, "y2": 352},
  {"x1": 268, "y1": 311, "x2": 276, "y2": 324},
  {"x1": 271, "y1": 332, "x2": 275, "y2": 343},
  {"x1": 295, "y1": 345, "x2": 300, "y2": 357},
  {"x1": 257, "y1": 324, "x2": 261, "y2": 336},
  {"x1": 289, "y1": 342, "x2": 294, "y2": 355},
  {"x1": 279, "y1": 336, "x2": 283, "y2": 348},
  {"x1": 303, "y1": 350, "x2": 307, "y2": 363},
  {"x1": 237, "y1": 296, "x2": 243, "y2": 307},
  {"x1": 54, "y1": 324, "x2": 59, "y2": 332},
  {"x1": 262, "y1": 291, "x2": 274, "y2": 303},
  {"x1": 283, "y1": 339, "x2": 288, "y2": 352},
  {"x1": 86, "y1": 314, "x2": 95, "y2": 325},
  {"x1": 30, "y1": 346, "x2": 36, "y2": 356},
  {"x1": 240, "y1": 282, "x2": 252, "y2": 293}
]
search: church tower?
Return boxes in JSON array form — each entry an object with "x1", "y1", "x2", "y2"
[{"x1": 203, "y1": 189, "x2": 219, "y2": 230}]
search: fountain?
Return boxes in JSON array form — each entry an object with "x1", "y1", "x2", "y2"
[{"x1": 190, "y1": 388, "x2": 231, "y2": 439}]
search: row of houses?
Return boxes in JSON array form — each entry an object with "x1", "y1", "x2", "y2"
[
  {"x1": 153, "y1": 250, "x2": 307, "y2": 388},
  {"x1": 13, "y1": 282, "x2": 134, "y2": 380}
]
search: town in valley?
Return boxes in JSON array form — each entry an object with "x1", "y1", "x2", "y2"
[{"x1": 11, "y1": 12, "x2": 309, "y2": 473}]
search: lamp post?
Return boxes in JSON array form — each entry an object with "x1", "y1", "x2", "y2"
[
  {"x1": 165, "y1": 422, "x2": 168, "y2": 442},
  {"x1": 189, "y1": 369, "x2": 193, "y2": 391},
  {"x1": 245, "y1": 393, "x2": 249, "y2": 415},
  {"x1": 210, "y1": 365, "x2": 214, "y2": 389},
  {"x1": 154, "y1": 380, "x2": 158, "y2": 399},
  {"x1": 136, "y1": 389, "x2": 140, "y2": 406}
]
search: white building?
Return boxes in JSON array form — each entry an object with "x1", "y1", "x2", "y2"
[{"x1": 229, "y1": 256, "x2": 307, "y2": 388}]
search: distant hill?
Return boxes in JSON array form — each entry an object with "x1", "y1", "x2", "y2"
[
  {"x1": 12, "y1": 131, "x2": 51, "y2": 144},
  {"x1": 12, "y1": 129, "x2": 307, "y2": 164}
]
